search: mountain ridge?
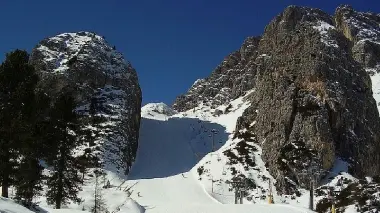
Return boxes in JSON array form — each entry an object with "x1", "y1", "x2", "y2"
[{"x1": 173, "y1": 4, "x2": 380, "y2": 212}]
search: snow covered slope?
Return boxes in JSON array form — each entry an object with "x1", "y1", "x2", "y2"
[
  {"x1": 371, "y1": 71, "x2": 380, "y2": 113},
  {"x1": 0, "y1": 195, "x2": 143, "y2": 213},
  {"x1": 141, "y1": 103, "x2": 176, "y2": 120},
  {"x1": 0, "y1": 197, "x2": 34, "y2": 213},
  {"x1": 123, "y1": 91, "x2": 315, "y2": 213}
]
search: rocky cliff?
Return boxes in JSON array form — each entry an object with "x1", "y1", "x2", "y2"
[
  {"x1": 173, "y1": 36, "x2": 260, "y2": 112},
  {"x1": 173, "y1": 5, "x2": 380, "y2": 197},
  {"x1": 30, "y1": 32, "x2": 142, "y2": 174},
  {"x1": 335, "y1": 5, "x2": 380, "y2": 112},
  {"x1": 236, "y1": 5, "x2": 380, "y2": 194}
]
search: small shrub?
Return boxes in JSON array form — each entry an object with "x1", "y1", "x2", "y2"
[
  {"x1": 224, "y1": 104, "x2": 232, "y2": 113},
  {"x1": 230, "y1": 167, "x2": 237, "y2": 175},
  {"x1": 197, "y1": 166, "x2": 204, "y2": 176}
]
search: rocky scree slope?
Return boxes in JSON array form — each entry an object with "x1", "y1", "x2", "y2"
[
  {"x1": 29, "y1": 32, "x2": 142, "y2": 174},
  {"x1": 173, "y1": 4, "x2": 380, "y2": 202}
]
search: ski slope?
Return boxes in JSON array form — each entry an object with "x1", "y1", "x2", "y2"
[
  {"x1": 0, "y1": 94, "x2": 315, "y2": 213},
  {"x1": 126, "y1": 98, "x2": 314, "y2": 213},
  {"x1": 127, "y1": 115, "x2": 226, "y2": 207},
  {"x1": 0, "y1": 197, "x2": 34, "y2": 213}
]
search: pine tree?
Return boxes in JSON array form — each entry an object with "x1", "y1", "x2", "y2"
[
  {"x1": 14, "y1": 91, "x2": 51, "y2": 207},
  {"x1": 91, "y1": 170, "x2": 108, "y2": 213},
  {"x1": 14, "y1": 158, "x2": 43, "y2": 207},
  {"x1": 0, "y1": 50, "x2": 39, "y2": 198},
  {"x1": 45, "y1": 91, "x2": 82, "y2": 209},
  {"x1": 88, "y1": 97, "x2": 98, "y2": 147}
]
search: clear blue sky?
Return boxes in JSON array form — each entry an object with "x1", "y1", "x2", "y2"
[{"x1": 0, "y1": 0, "x2": 379, "y2": 105}]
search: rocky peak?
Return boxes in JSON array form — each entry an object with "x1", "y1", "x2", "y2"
[
  {"x1": 31, "y1": 32, "x2": 139, "y2": 94},
  {"x1": 239, "y1": 36, "x2": 261, "y2": 61},
  {"x1": 30, "y1": 31, "x2": 142, "y2": 175},
  {"x1": 334, "y1": 6, "x2": 380, "y2": 112},
  {"x1": 335, "y1": 5, "x2": 380, "y2": 43},
  {"x1": 334, "y1": 4, "x2": 380, "y2": 69},
  {"x1": 175, "y1": 5, "x2": 380, "y2": 200},
  {"x1": 173, "y1": 36, "x2": 260, "y2": 112},
  {"x1": 237, "y1": 5, "x2": 380, "y2": 195},
  {"x1": 273, "y1": 6, "x2": 332, "y2": 30}
]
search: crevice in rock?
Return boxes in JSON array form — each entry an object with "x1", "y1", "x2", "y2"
[
  {"x1": 284, "y1": 88, "x2": 299, "y2": 143},
  {"x1": 325, "y1": 102, "x2": 342, "y2": 158}
]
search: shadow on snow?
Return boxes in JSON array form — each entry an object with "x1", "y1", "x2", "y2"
[{"x1": 128, "y1": 117, "x2": 228, "y2": 180}]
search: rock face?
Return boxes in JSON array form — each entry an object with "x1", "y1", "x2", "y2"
[
  {"x1": 236, "y1": 5, "x2": 380, "y2": 194},
  {"x1": 174, "y1": 5, "x2": 380, "y2": 195},
  {"x1": 30, "y1": 32, "x2": 142, "y2": 174},
  {"x1": 335, "y1": 5, "x2": 380, "y2": 70},
  {"x1": 173, "y1": 36, "x2": 260, "y2": 112},
  {"x1": 335, "y1": 5, "x2": 380, "y2": 112}
]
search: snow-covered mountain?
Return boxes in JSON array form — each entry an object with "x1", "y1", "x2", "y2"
[
  {"x1": 172, "y1": 4, "x2": 380, "y2": 213},
  {"x1": 123, "y1": 95, "x2": 316, "y2": 213},
  {"x1": 141, "y1": 103, "x2": 176, "y2": 120},
  {"x1": 3, "y1": 4, "x2": 380, "y2": 213},
  {"x1": 30, "y1": 31, "x2": 142, "y2": 175},
  {"x1": 173, "y1": 37, "x2": 260, "y2": 112}
]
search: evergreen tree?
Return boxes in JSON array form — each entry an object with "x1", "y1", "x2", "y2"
[
  {"x1": 45, "y1": 91, "x2": 82, "y2": 209},
  {"x1": 0, "y1": 50, "x2": 39, "y2": 198},
  {"x1": 88, "y1": 97, "x2": 98, "y2": 147},
  {"x1": 91, "y1": 170, "x2": 108, "y2": 213},
  {"x1": 14, "y1": 158, "x2": 43, "y2": 207},
  {"x1": 14, "y1": 91, "x2": 51, "y2": 207}
]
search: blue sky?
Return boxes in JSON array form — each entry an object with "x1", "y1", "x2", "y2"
[{"x1": 0, "y1": 0, "x2": 379, "y2": 105}]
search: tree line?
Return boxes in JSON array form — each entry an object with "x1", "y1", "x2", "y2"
[{"x1": 0, "y1": 50, "x2": 100, "y2": 210}]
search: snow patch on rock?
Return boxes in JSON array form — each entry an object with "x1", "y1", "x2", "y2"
[
  {"x1": 141, "y1": 103, "x2": 176, "y2": 120},
  {"x1": 313, "y1": 21, "x2": 339, "y2": 48}
]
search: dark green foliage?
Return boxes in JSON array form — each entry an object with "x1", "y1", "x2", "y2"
[
  {"x1": 223, "y1": 140, "x2": 256, "y2": 168},
  {"x1": 245, "y1": 177, "x2": 257, "y2": 189},
  {"x1": 235, "y1": 141, "x2": 256, "y2": 167},
  {"x1": 14, "y1": 90, "x2": 51, "y2": 206},
  {"x1": 230, "y1": 167, "x2": 237, "y2": 175},
  {"x1": 224, "y1": 104, "x2": 232, "y2": 114},
  {"x1": 316, "y1": 179, "x2": 380, "y2": 213},
  {"x1": 228, "y1": 174, "x2": 256, "y2": 198},
  {"x1": 223, "y1": 149, "x2": 239, "y2": 165},
  {"x1": 0, "y1": 50, "x2": 39, "y2": 198},
  {"x1": 79, "y1": 96, "x2": 107, "y2": 170},
  {"x1": 45, "y1": 91, "x2": 83, "y2": 209},
  {"x1": 316, "y1": 198, "x2": 331, "y2": 213},
  {"x1": 233, "y1": 130, "x2": 256, "y2": 141},
  {"x1": 276, "y1": 140, "x2": 318, "y2": 193},
  {"x1": 14, "y1": 158, "x2": 43, "y2": 207},
  {"x1": 197, "y1": 166, "x2": 204, "y2": 176}
]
